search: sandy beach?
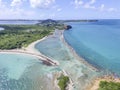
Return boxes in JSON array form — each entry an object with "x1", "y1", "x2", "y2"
[
  {"x1": 0, "y1": 29, "x2": 105, "y2": 90},
  {"x1": 0, "y1": 36, "x2": 59, "y2": 66},
  {"x1": 86, "y1": 75, "x2": 120, "y2": 90},
  {"x1": 25, "y1": 36, "x2": 47, "y2": 54},
  {"x1": 0, "y1": 29, "x2": 74, "y2": 90}
]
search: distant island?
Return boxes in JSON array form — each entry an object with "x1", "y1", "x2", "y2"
[
  {"x1": 63, "y1": 19, "x2": 98, "y2": 22},
  {"x1": 0, "y1": 19, "x2": 98, "y2": 22}
]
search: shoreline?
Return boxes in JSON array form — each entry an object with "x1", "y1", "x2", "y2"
[
  {"x1": 0, "y1": 29, "x2": 74, "y2": 90},
  {"x1": 60, "y1": 31, "x2": 99, "y2": 72},
  {"x1": 0, "y1": 36, "x2": 59, "y2": 66},
  {"x1": 87, "y1": 75, "x2": 120, "y2": 90},
  {"x1": 0, "y1": 29, "x2": 99, "y2": 71},
  {"x1": 25, "y1": 36, "x2": 47, "y2": 54},
  {"x1": 0, "y1": 29, "x2": 114, "y2": 90},
  {"x1": 60, "y1": 30, "x2": 120, "y2": 90}
]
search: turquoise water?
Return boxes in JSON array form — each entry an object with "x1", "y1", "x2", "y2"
[
  {"x1": 1, "y1": 20, "x2": 120, "y2": 90},
  {"x1": 64, "y1": 20, "x2": 120, "y2": 76},
  {"x1": 35, "y1": 30, "x2": 99, "y2": 90},
  {"x1": 0, "y1": 53, "x2": 60, "y2": 90}
]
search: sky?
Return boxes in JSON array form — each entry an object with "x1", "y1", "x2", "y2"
[{"x1": 0, "y1": 0, "x2": 120, "y2": 19}]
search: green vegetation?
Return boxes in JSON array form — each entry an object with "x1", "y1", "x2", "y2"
[
  {"x1": 0, "y1": 24, "x2": 63, "y2": 49},
  {"x1": 98, "y1": 81, "x2": 120, "y2": 90},
  {"x1": 58, "y1": 74, "x2": 69, "y2": 90}
]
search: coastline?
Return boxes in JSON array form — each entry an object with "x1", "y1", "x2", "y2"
[
  {"x1": 56, "y1": 29, "x2": 100, "y2": 90},
  {"x1": 60, "y1": 31, "x2": 99, "y2": 72},
  {"x1": 0, "y1": 29, "x2": 113, "y2": 90},
  {"x1": 0, "y1": 29, "x2": 74, "y2": 90},
  {"x1": 60, "y1": 30, "x2": 120, "y2": 90},
  {"x1": 87, "y1": 75, "x2": 120, "y2": 90},
  {"x1": 0, "y1": 36, "x2": 59, "y2": 66},
  {"x1": 25, "y1": 36, "x2": 47, "y2": 54},
  {"x1": 0, "y1": 28, "x2": 99, "y2": 71}
]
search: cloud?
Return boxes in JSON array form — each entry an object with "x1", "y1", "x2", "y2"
[
  {"x1": 73, "y1": 0, "x2": 96, "y2": 9},
  {"x1": 107, "y1": 8, "x2": 117, "y2": 12},
  {"x1": 0, "y1": 1, "x2": 2, "y2": 7},
  {"x1": 84, "y1": 4, "x2": 95, "y2": 9},
  {"x1": 29, "y1": 0, "x2": 55, "y2": 8},
  {"x1": 99, "y1": 4, "x2": 117, "y2": 12},
  {"x1": 99, "y1": 4, "x2": 105, "y2": 11},
  {"x1": 73, "y1": 0, "x2": 118, "y2": 12},
  {"x1": 0, "y1": 7, "x2": 35, "y2": 19},
  {"x1": 0, "y1": 0, "x2": 35, "y2": 19},
  {"x1": 10, "y1": 0, "x2": 56, "y2": 9},
  {"x1": 0, "y1": 0, "x2": 5, "y2": 8},
  {"x1": 0, "y1": 0, "x2": 58, "y2": 19},
  {"x1": 57, "y1": 8, "x2": 62, "y2": 12},
  {"x1": 83, "y1": 0, "x2": 96, "y2": 9},
  {"x1": 89, "y1": 0, "x2": 96, "y2": 4},
  {"x1": 74, "y1": 0, "x2": 84, "y2": 8},
  {"x1": 11, "y1": 0, "x2": 23, "y2": 7}
]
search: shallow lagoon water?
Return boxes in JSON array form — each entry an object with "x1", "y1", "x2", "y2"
[
  {"x1": 1, "y1": 20, "x2": 119, "y2": 90},
  {"x1": 35, "y1": 30, "x2": 99, "y2": 90},
  {"x1": 0, "y1": 53, "x2": 61, "y2": 90}
]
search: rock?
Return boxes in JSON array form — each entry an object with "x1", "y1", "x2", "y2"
[
  {"x1": 64, "y1": 25, "x2": 72, "y2": 30},
  {"x1": 42, "y1": 60, "x2": 52, "y2": 66}
]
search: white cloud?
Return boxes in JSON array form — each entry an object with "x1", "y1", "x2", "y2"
[
  {"x1": 73, "y1": 0, "x2": 118, "y2": 13},
  {"x1": 0, "y1": 0, "x2": 35, "y2": 19},
  {"x1": 83, "y1": 0, "x2": 96, "y2": 9},
  {"x1": 0, "y1": 0, "x2": 5, "y2": 8},
  {"x1": 99, "y1": 4, "x2": 105, "y2": 11},
  {"x1": 107, "y1": 8, "x2": 117, "y2": 12},
  {"x1": 73, "y1": 0, "x2": 96, "y2": 9},
  {"x1": 84, "y1": 4, "x2": 95, "y2": 9},
  {"x1": 0, "y1": 0, "x2": 58, "y2": 19},
  {"x1": 98, "y1": 4, "x2": 117, "y2": 12},
  {"x1": 0, "y1": 1, "x2": 2, "y2": 7},
  {"x1": 0, "y1": 0, "x2": 2, "y2": 3},
  {"x1": 29, "y1": 0, "x2": 55, "y2": 8},
  {"x1": 74, "y1": 0, "x2": 84, "y2": 8},
  {"x1": 11, "y1": 0, "x2": 23, "y2": 7},
  {"x1": 57, "y1": 8, "x2": 62, "y2": 12},
  {"x1": 0, "y1": 7, "x2": 35, "y2": 19},
  {"x1": 89, "y1": 0, "x2": 96, "y2": 4}
]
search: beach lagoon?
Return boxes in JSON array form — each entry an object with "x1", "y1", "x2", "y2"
[
  {"x1": 1, "y1": 20, "x2": 120, "y2": 90},
  {"x1": 0, "y1": 53, "x2": 60, "y2": 90},
  {"x1": 35, "y1": 30, "x2": 99, "y2": 90}
]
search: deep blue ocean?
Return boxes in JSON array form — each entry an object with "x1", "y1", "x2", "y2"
[{"x1": 64, "y1": 20, "x2": 120, "y2": 75}]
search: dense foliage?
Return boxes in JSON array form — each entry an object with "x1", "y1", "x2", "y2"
[
  {"x1": 58, "y1": 75, "x2": 69, "y2": 90},
  {"x1": 98, "y1": 81, "x2": 120, "y2": 90},
  {"x1": 0, "y1": 24, "x2": 61, "y2": 49}
]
